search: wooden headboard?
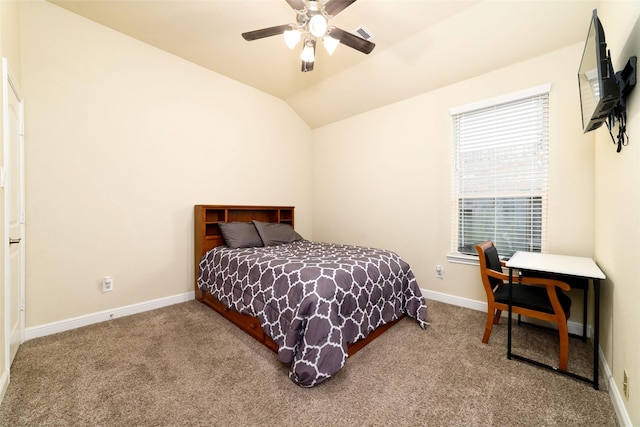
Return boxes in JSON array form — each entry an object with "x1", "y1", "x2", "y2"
[{"x1": 193, "y1": 205, "x2": 294, "y2": 301}]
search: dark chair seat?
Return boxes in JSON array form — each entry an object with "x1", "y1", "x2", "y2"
[{"x1": 494, "y1": 284, "x2": 572, "y2": 315}]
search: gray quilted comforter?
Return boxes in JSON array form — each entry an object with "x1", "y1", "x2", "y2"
[{"x1": 197, "y1": 240, "x2": 427, "y2": 387}]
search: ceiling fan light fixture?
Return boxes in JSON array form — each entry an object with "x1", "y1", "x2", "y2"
[
  {"x1": 283, "y1": 29, "x2": 301, "y2": 49},
  {"x1": 242, "y1": 0, "x2": 374, "y2": 72},
  {"x1": 308, "y1": 14, "x2": 328, "y2": 37},
  {"x1": 300, "y1": 40, "x2": 315, "y2": 63},
  {"x1": 323, "y1": 35, "x2": 339, "y2": 55}
]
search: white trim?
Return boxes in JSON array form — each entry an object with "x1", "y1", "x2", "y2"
[
  {"x1": 2, "y1": 57, "x2": 10, "y2": 382},
  {"x1": 446, "y1": 253, "x2": 510, "y2": 267},
  {"x1": 420, "y1": 288, "x2": 590, "y2": 339},
  {"x1": 449, "y1": 83, "x2": 552, "y2": 115},
  {"x1": 446, "y1": 253, "x2": 480, "y2": 266},
  {"x1": 0, "y1": 368, "x2": 8, "y2": 406},
  {"x1": 24, "y1": 292, "x2": 195, "y2": 341},
  {"x1": 3, "y1": 57, "x2": 26, "y2": 380},
  {"x1": 12, "y1": 288, "x2": 634, "y2": 425},
  {"x1": 603, "y1": 346, "x2": 633, "y2": 427},
  {"x1": 422, "y1": 288, "x2": 486, "y2": 312}
]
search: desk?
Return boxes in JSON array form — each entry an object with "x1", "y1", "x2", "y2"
[{"x1": 505, "y1": 252, "x2": 605, "y2": 389}]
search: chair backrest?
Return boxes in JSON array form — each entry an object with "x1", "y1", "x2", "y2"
[{"x1": 475, "y1": 241, "x2": 504, "y2": 289}]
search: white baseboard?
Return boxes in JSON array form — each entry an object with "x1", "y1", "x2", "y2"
[
  {"x1": 422, "y1": 288, "x2": 487, "y2": 312},
  {"x1": 24, "y1": 291, "x2": 195, "y2": 341},
  {"x1": 16, "y1": 288, "x2": 633, "y2": 427},
  {"x1": 0, "y1": 368, "x2": 8, "y2": 406},
  {"x1": 600, "y1": 346, "x2": 633, "y2": 427},
  {"x1": 421, "y1": 288, "x2": 631, "y2": 427},
  {"x1": 421, "y1": 288, "x2": 589, "y2": 337}
]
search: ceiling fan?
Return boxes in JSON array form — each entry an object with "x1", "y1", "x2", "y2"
[{"x1": 241, "y1": 0, "x2": 376, "y2": 72}]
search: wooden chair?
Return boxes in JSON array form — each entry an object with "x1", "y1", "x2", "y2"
[{"x1": 475, "y1": 241, "x2": 573, "y2": 371}]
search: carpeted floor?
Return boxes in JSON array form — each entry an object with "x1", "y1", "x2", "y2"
[{"x1": 0, "y1": 300, "x2": 618, "y2": 426}]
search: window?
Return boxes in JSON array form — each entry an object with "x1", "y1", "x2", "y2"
[{"x1": 450, "y1": 85, "x2": 550, "y2": 259}]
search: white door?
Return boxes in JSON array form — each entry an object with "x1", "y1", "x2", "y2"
[{"x1": 3, "y1": 58, "x2": 25, "y2": 366}]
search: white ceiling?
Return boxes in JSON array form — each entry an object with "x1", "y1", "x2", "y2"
[{"x1": 48, "y1": 0, "x2": 598, "y2": 128}]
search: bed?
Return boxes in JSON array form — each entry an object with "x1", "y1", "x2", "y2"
[{"x1": 194, "y1": 205, "x2": 427, "y2": 387}]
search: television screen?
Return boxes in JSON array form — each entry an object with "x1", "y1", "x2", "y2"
[{"x1": 578, "y1": 10, "x2": 620, "y2": 133}]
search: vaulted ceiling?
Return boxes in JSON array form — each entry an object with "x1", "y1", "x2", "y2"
[{"x1": 49, "y1": 0, "x2": 598, "y2": 128}]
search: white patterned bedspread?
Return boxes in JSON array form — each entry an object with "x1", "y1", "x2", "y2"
[{"x1": 197, "y1": 240, "x2": 427, "y2": 387}]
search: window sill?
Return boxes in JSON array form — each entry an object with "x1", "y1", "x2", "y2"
[
  {"x1": 447, "y1": 253, "x2": 479, "y2": 266},
  {"x1": 447, "y1": 252, "x2": 511, "y2": 266}
]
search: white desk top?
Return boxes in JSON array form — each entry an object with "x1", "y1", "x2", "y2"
[{"x1": 506, "y1": 251, "x2": 606, "y2": 280}]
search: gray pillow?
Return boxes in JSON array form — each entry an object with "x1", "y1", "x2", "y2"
[
  {"x1": 252, "y1": 220, "x2": 303, "y2": 246},
  {"x1": 218, "y1": 222, "x2": 263, "y2": 248}
]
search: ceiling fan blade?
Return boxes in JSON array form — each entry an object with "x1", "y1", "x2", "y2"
[
  {"x1": 329, "y1": 27, "x2": 375, "y2": 54},
  {"x1": 286, "y1": 0, "x2": 306, "y2": 11},
  {"x1": 324, "y1": 0, "x2": 357, "y2": 16},
  {"x1": 242, "y1": 24, "x2": 290, "y2": 41}
]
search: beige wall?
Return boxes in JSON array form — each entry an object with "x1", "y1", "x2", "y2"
[
  {"x1": 19, "y1": 0, "x2": 313, "y2": 327},
  {"x1": 313, "y1": 42, "x2": 594, "y2": 305},
  {"x1": 313, "y1": 1, "x2": 638, "y2": 423},
  {"x1": 593, "y1": 2, "x2": 640, "y2": 424},
  {"x1": 0, "y1": 0, "x2": 21, "y2": 403},
  {"x1": 10, "y1": 0, "x2": 639, "y2": 423}
]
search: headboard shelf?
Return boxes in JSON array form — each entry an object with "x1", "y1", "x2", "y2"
[{"x1": 194, "y1": 205, "x2": 295, "y2": 300}]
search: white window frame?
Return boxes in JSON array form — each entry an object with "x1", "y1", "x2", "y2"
[{"x1": 448, "y1": 84, "x2": 551, "y2": 265}]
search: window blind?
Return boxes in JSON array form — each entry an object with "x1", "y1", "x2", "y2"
[{"x1": 451, "y1": 89, "x2": 549, "y2": 258}]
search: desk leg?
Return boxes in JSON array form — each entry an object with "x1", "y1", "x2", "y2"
[
  {"x1": 593, "y1": 279, "x2": 600, "y2": 390},
  {"x1": 508, "y1": 267, "x2": 513, "y2": 360},
  {"x1": 582, "y1": 284, "x2": 588, "y2": 342}
]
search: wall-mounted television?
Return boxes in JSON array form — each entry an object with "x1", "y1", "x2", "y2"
[{"x1": 577, "y1": 9, "x2": 620, "y2": 133}]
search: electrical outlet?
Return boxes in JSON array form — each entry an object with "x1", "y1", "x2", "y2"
[
  {"x1": 623, "y1": 370, "x2": 629, "y2": 400},
  {"x1": 102, "y1": 276, "x2": 113, "y2": 293},
  {"x1": 436, "y1": 265, "x2": 444, "y2": 279}
]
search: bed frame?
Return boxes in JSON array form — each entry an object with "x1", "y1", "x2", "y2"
[{"x1": 194, "y1": 204, "x2": 401, "y2": 357}]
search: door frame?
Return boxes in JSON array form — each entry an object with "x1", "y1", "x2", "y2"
[{"x1": 2, "y1": 57, "x2": 25, "y2": 380}]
